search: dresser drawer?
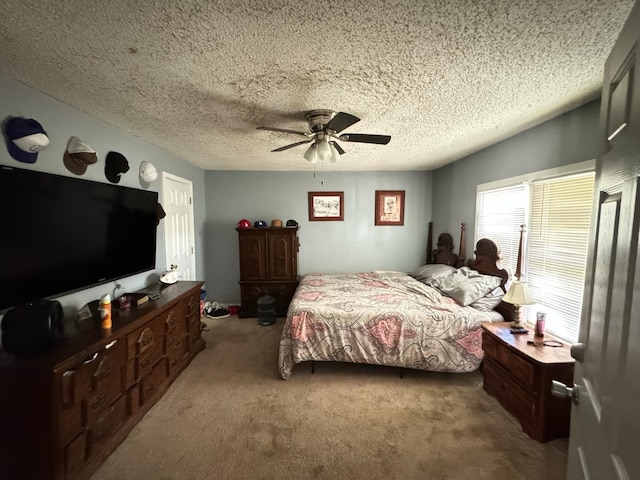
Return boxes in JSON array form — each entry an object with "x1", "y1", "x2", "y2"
[
  {"x1": 64, "y1": 430, "x2": 88, "y2": 480},
  {"x1": 88, "y1": 396, "x2": 127, "y2": 455},
  {"x1": 184, "y1": 293, "x2": 200, "y2": 318},
  {"x1": 58, "y1": 368, "x2": 84, "y2": 446},
  {"x1": 162, "y1": 307, "x2": 184, "y2": 334},
  {"x1": 140, "y1": 361, "x2": 167, "y2": 405},
  {"x1": 482, "y1": 357, "x2": 536, "y2": 431},
  {"x1": 483, "y1": 332, "x2": 535, "y2": 390},
  {"x1": 126, "y1": 315, "x2": 165, "y2": 359}
]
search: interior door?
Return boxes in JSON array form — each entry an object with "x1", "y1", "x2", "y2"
[
  {"x1": 566, "y1": 2, "x2": 640, "y2": 479},
  {"x1": 162, "y1": 172, "x2": 196, "y2": 281}
]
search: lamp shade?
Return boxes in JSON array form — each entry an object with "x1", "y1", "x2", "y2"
[{"x1": 502, "y1": 280, "x2": 536, "y2": 306}]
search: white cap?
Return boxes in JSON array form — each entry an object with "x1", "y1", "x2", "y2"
[
  {"x1": 100, "y1": 293, "x2": 111, "y2": 304},
  {"x1": 140, "y1": 161, "x2": 158, "y2": 183}
]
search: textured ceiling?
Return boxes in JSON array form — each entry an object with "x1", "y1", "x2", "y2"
[{"x1": 0, "y1": 0, "x2": 635, "y2": 171}]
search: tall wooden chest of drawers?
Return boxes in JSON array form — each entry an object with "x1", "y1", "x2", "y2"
[{"x1": 236, "y1": 227, "x2": 299, "y2": 317}]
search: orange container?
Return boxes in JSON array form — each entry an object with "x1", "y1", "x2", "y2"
[{"x1": 99, "y1": 294, "x2": 112, "y2": 329}]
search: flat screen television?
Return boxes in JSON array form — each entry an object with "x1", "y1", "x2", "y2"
[{"x1": 0, "y1": 165, "x2": 159, "y2": 311}]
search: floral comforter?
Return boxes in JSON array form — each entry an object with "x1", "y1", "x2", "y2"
[{"x1": 278, "y1": 272, "x2": 501, "y2": 379}]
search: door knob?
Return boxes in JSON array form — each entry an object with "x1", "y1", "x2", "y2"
[
  {"x1": 551, "y1": 380, "x2": 580, "y2": 405},
  {"x1": 570, "y1": 343, "x2": 585, "y2": 362}
]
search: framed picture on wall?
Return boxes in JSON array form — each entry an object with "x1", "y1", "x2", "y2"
[
  {"x1": 308, "y1": 191, "x2": 344, "y2": 221},
  {"x1": 375, "y1": 190, "x2": 405, "y2": 226}
]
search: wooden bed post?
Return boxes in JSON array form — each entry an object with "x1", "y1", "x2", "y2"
[
  {"x1": 426, "y1": 221, "x2": 433, "y2": 264},
  {"x1": 458, "y1": 223, "x2": 466, "y2": 267},
  {"x1": 515, "y1": 224, "x2": 525, "y2": 280}
]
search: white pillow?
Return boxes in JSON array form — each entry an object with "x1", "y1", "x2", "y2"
[
  {"x1": 411, "y1": 264, "x2": 457, "y2": 285},
  {"x1": 470, "y1": 290, "x2": 504, "y2": 311},
  {"x1": 430, "y1": 266, "x2": 502, "y2": 306}
]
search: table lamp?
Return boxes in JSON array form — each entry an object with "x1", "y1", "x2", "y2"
[{"x1": 502, "y1": 280, "x2": 536, "y2": 330}]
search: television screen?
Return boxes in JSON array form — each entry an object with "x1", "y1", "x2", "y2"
[{"x1": 0, "y1": 165, "x2": 158, "y2": 310}]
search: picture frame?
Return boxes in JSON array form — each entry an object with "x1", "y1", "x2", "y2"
[
  {"x1": 375, "y1": 190, "x2": 405, "y2": 226},
  {"x1": 308, "y1": 191, "x2": 344, "y2": 221}
]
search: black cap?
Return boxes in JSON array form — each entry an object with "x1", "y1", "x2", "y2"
[
  {"x1": 105, "y1": 151, "x2": 130, "y2": 183},
  {"x1": 254, "y1": 220, "x2": 267, "y2": 227},
  {"x1": 286, "y1": 219, "x2": 298, "y2": 227}
]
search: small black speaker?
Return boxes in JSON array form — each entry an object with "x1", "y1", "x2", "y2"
[{"x1": 1, "y1": 300, "x2": 65, "y2": 355}]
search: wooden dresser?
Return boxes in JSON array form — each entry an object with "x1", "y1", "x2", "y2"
[
  {"x1": 0, "y1": 281, "x2": 204, "y2": 480},
  {"x1": 236, "y1": 227, "x2": 299, "y2": 318},
  {"x1": 481, "y1": 322, "x2": 575, "y2": 442}
]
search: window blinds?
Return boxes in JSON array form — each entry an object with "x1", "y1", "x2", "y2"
[
  {"x1": 475, "y1": 184, "x2": 527, "y2": 277},
  {"x1": 526, "y1": 172, "x2": 595, "y2": 342}
]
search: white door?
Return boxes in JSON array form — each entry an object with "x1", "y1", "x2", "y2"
[
  {"x1": 564, "y1": 3, "x2": 640, "y2": 479},
  {"x1": 161, "y1": 172, "x2": 196, "y2": 281}
]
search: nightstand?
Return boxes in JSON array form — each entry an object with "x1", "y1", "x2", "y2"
[{"x1": 481, "y1": 322, "x2": 575, "y2": 442}]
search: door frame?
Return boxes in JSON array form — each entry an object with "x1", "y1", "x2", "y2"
[{"x1": 161, "y1": 171, "x2": 196, "y2": 280}]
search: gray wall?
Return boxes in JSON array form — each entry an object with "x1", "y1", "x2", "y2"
[
  {"x1": 431, "y1": 99, "x2": 602, "y2": 257},
  {"x1": 0, "y1": 73, "x2": 207, "y2": 321},
  {"x1": 204, "y1": 171, "x2": 433, "y2": 304}
]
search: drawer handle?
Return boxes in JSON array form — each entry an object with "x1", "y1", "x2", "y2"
[
  {"x1": 83, "y1": 352, "x2": 99, "y2": 364},
  {"x1": 105, "y1": 340, "x2": 118, "y2": 350}
]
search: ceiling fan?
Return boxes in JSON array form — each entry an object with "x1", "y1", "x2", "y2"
[{"x1": 256, "y1": 109, "x2": 391, "y2": 163}]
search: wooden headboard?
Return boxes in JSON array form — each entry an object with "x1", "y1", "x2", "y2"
[
  {"x1": 426, "y1": 222, "x2": 525, "y2": 323},
  {"x1": 426, "y1": 222, "x2": 466, "y2": 267}
]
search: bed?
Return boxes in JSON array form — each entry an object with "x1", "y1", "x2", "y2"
[{"x1": 278, "y1": 223, "x2": 517, "y2": 379}]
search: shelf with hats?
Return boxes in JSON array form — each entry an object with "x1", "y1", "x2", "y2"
[{"x1": 236, "y1": 222, "x2": 299, "y2": 318}]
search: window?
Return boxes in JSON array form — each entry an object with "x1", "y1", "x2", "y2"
[
  {"x1": 476, "y1": 167, "x2": 595, "y2": 342},
  {"x1": 476, "y1": 184, "x2": 527, "y2": 277}
]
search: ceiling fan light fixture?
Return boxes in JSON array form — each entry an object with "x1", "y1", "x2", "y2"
[
  {"x1": 317, "y1": 139, "x2": 332, "y2": 162},
  {"x1": 303, "y1": 143, "x2": 318, "y2": 164},
  {"x1": 329, "y1": 142, "x2": 340, "y2": 163}
]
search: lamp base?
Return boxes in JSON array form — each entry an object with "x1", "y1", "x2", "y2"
[{"x1": 510, "y1": 319, "x2": 524, "y2": 329}]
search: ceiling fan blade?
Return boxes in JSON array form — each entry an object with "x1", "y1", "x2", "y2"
[
  {"x1": 330, "y1": 141, "x2": 345, "y2": 155},
  {"x1": 325, "y1": 112, "x2": 360, "y2": 133},
  {"x1": 257, "y1": 126, "x2": 309, "y2": 137},
  {"x1": 338, "y1": 133, "x2": 391, "y2": 145},
  {"x1": 271, "y1": 140, "x2": 311, "y2": 152}
]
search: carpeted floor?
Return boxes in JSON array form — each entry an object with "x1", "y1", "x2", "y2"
[{"x1": 90, "y1": 316, "x2": 569, "y2": 480}]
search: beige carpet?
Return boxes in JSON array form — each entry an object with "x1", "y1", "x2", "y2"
[{"x1": 90, "y1": 316, "x2": 569, "y2": 480}]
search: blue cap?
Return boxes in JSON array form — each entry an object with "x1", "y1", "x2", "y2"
[
  {"x1": 4, "y1": 117, "x2": 50, "y2": 163},
  {"x1": 254, "y1": 220, "x2": 267, "y2": 227}
]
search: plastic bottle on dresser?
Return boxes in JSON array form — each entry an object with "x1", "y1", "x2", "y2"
[{"x1": 99, "y1": 294, "x2": 112, "y2": 329}]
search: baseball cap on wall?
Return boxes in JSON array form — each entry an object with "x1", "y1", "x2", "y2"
[
  {"x1": 4, "y1": 117, "x2": 50, "y2": 163},
  {"x1": 63, "y1": 136, "x2": 98, "y2": 175},
  {"x1": 139, "y1": 161, "x2": 158, "y2": 183},
  {"x1": 105, "y1": 151, "x2": 129, "y2": 183}
]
